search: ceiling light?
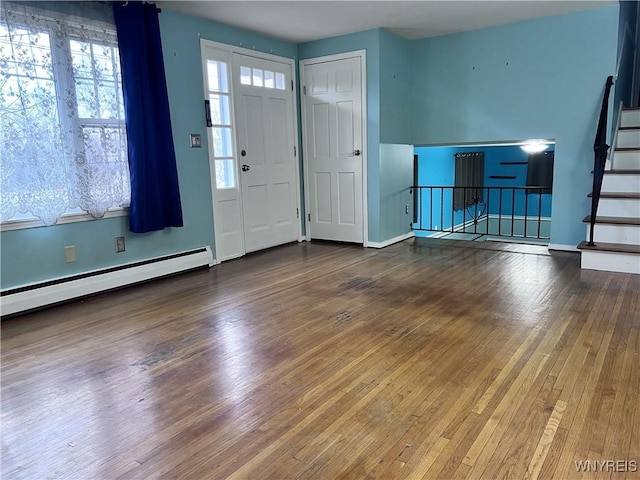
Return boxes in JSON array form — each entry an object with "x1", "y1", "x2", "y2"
[{"x1": 520, "y1": 141, "x2": 550, "y2": 154}]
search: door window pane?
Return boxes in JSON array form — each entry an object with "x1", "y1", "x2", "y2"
[
  {"x1": 252, "y1": 68, "x2": 263, "y2": 87},
  {"x1": 240, "y1": 66, "x2": 251, "y2": 85},
  {"x1": 212, "y1": 127, "x2": 233, "y2": 157},
  {"x1": 207, "y1": 60, "x2": 228, "y2": 92},
  {"x1": 208, "y1": 93, "x2": 231, "y2": 125},
  {"x1": 264, "y1": 70, "x2": 274, "y2": 89},
  {"x1": 215, "y1": 159, "x2": 235, "y2": 189},
  {"x1": 275, "y1": 72, "x2": 285, "y2": 90}
]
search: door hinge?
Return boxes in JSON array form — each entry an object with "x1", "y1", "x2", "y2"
[
  {"x1": 293, "y1": 145, "x2": 297, "y2": 156},
  {"x1": 303, "y1": 85, "x2": 307, "y2": 95},
  {"x1": 296, "y1": 208, "x2": 299, "y2": 219},
  {"x1": 307, "y1": 213, "x2": 311, "y2": 222},
  {"x1": 291, "y1": 80, "x2": 294, "y2": 91}
]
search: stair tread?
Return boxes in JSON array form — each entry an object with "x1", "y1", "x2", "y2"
[
  {"x1": 588, "y1": 192, "x2": 640, "y2": 199},
  {"x1": 619, "y1": 126, "x2": 640, "y2": 131},
  {"x1": 622, "y1": 107, "x2": 640, "y2": 111},
  {"x1": 582, "y1": 215, "x2": 640, "y2": 225},
  {"x1": 578, "y1": 240, "x2": 640, "y2": 254},
  {"x1": 614, "y1": 147, "x2": 640, "y2": 151},
  {"x1": 604, "y1": 169, "x2": 640, "y2": 174}
]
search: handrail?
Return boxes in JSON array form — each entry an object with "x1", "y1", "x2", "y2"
[{"x1": 588, "y1": 75, "x2": 614, "y2": 246}]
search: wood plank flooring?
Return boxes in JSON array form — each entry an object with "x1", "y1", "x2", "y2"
[{"x1": 2, "y1": 238, "x2": 639, "y2": 479}]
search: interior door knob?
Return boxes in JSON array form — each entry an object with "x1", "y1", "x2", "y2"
[
  {"x1": 241, "y1": 164, "x2": 250, "y2": 172},
  {"x1": 354, "y1": 149, "x2": 361, "y2": 156}
]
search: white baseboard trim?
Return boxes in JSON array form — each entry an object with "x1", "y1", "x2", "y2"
[
  {"x1": 367, "y1": 231, "x2": 415, "y2": 249},
  {"x1": 487, "y1": 214, "x2": 552, "y2": 222},
  {"x1": 548, "y1": 243, "x2": 580, "y2": 252},
  {"x1": 457, "y1": 215, "x2": 489, "y2": 231},
  {"x1": 1, "y1": 246, "x2": 214, "y2": 317}
]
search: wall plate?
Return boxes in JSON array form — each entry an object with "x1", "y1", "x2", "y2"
[
  {"x1": 65, "y1": 245, "x2": 76, "y2": 263},
  {"x1": 190, "y1": 133, "x2": 202, "y2": 148},
  {"x1": 115, "y1": 236, "x2": 125, "y2": 253}
]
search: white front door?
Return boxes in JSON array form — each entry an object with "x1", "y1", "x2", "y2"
[
  {"x1": 302, "y1": 54, "x2": 365, "y2": 243},
  {"x1": 233, "y1": 53, "x2": 299, "y2": 253}
]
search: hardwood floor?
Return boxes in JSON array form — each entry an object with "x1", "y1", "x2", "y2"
[{"x1": 2, "y1": 238, "x2": 639, "y2": 479}]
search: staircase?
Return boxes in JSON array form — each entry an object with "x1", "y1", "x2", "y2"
[{"x1": 578, "y1": 107, "x2": 640, "y2": 274}]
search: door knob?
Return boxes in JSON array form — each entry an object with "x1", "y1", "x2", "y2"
[
  {"x1": 354, "y1": 149, "x2": 361, "y2": 156},
  {"x1": 241, "y1": 164, "x2": 250, "y2": 172},
  {"x1": 241, "y1": 149, "x2": 247, "y2": 157}
]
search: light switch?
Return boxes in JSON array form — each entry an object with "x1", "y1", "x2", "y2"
[{"x1": 190, "y1": 133, "x2": 202, "y2": 148}]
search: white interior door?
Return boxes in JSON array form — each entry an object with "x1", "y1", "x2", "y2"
[
  {"x1": 302, "y1": 55, "x2": 364, "y2": 243},
  {"x1": 233, "y1": 53, "x2": 299, "y2": 253},
  {"x1": 202, "y1": 44, "x2": 243, "y2": 262}
]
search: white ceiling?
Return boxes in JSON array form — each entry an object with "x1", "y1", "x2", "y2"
[{"x1": 157, "y1": 0, "x2": 615, "y2": 44}]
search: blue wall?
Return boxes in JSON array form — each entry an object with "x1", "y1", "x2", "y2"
[
  {"x1": 414, "y1": 146, "x2": 459, "y2": 232},
  {"x1": 484, "y1": 145, "x2": 553, "y2": 218},
  {"x1": 411, "y1": 5, "x2": 619, "y2": 247},
  {"x1": 378, "y1": 31, "x2": 413, "y2": 241},
  {"x1": 379, "y1": 30, "x2": 412, "y2": 144},
  {"x1": 379, "y1": 144, "x2": 414, "y2": 241}
]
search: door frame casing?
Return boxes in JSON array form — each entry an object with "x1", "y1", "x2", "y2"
[
  {"x1": 299, "y1": 50, "x2": 369, "y2": 246},
  {"x1": 200, "y1": 39, "x2": 304, "y2": 263}
]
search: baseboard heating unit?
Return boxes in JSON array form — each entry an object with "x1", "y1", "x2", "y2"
[{"x1": 1, "y1": 246, "x2": 214, "y2": 318}]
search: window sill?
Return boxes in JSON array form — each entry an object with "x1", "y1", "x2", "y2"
[{"x1": 1, "y1": 208, "x2": 128, "y2": 232}]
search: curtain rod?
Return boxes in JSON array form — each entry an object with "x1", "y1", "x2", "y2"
[{"x1": 119, "y1": 1, "x2": 162, "y2": 13}]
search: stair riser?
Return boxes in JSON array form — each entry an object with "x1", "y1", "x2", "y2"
[
  {"x1": 616, "y1": 130, "x2": 640, "y2": 148},
  {"x1": 601, "y1": 174, "x2": 640, "y2": 192},
  {"x1": 621, "y1": 110, "x2": 640, "y2": 128},
  {"x1": 612, "y1": 150, "x2": 640, "y2": 169},
  {"x1": 581, "y1": 250, "x2": 640, "y2": 274},
  {"x1": 596, "y1": 198, "x2": 640, "y2": 217},
  {"x1": 586, "y1": 223, "x2": 640, "y2": 244}
]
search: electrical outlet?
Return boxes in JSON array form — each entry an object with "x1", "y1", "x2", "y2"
[
  {"x1": 65, "y1": 245, "x2": 76, "y2": 263},
  {"x1": 115, "y1": 236, "x2": 125, "y2": 253}
]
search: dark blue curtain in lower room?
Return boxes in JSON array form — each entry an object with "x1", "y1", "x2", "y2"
[{"x1": 113, "y1": 2, "x2": 183, "y2": 233}]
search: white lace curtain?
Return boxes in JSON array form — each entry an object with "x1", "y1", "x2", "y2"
[{"x1": 0, "y1": 1, "x2": 130, "y2": 226}]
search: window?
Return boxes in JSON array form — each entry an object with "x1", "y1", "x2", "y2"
[
  {"x1": 239, "y1": 65, "x2": 286, "y2": 90},
  {"x1": 454, "y1": 152, "x2": 485, "y2": 210},
  {"x1": 0, "y1": 2, "x2": 130, "y2": 229},
  {"x1": 206, "y1": 59, "x2": 236, "y2": 189},
  {"x1": 526, "y1": 151, "x2": 554, "y2": 194}
]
